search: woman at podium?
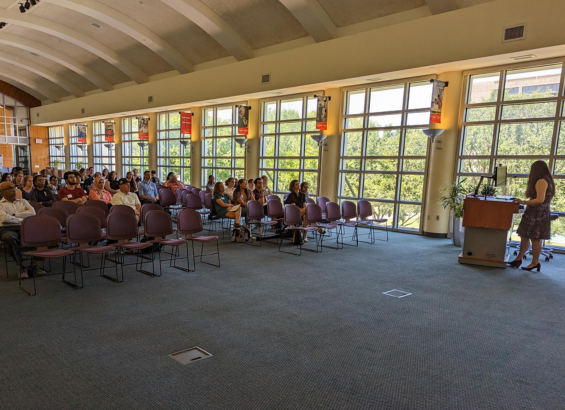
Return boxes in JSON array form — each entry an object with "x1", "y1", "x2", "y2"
[{"x1": 508, "y1": 160, "x2": 555, "y2": 272}]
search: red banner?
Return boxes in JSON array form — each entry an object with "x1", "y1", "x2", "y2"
[
  {"x1": 181, "y1": 112, "x2": 192, "y2": 135},
  {"x1": 237, "y1": 106, "x2": 250, "y2": 135},
  {"x1": 105, "y1": 122, "x2": 115, "y2": 142},
  {"x1": 316, "y1": 96, "x2": 329, "y2": 130},
  {"x1": 430, "y1": 80, "x2": 447, "y2": 124},
  {"x1": 138, "y1": 117, "x2": 149, "y2": 140},
  {"x1": 77, "y1": 124, "x2": 87, "y2": 143}
]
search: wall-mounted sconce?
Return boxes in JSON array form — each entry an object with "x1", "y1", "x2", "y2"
[
  {"x1": 77, "y1": 144, "x2": 86, "y2": 151},
  {"x1": 180, "y1": 140, "x2": 190, "y2": 148},
  {"x1": 235, "y1": 137, "x2": 248, "y2": 149},
  {"x1": 422, "y1": 128, "x2": 445, "y2": 143},
  {"x1": 310, "y1": 134, "x2": 327, "y2": 146}
]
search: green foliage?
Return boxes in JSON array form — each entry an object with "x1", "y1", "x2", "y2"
[
  {"x1": 51, "y1": 158, "x2": 61, "y2": 169},
  {"x1": 480, "y1": 184, "x2": 496, "y2": 196},
  {"x1": 439, "y1": 179, "x2": 470, "y2": 219}
]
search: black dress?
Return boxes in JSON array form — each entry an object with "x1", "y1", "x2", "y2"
[{"x1": 517, "y1": 178, "x2": 553, "y2": 240}]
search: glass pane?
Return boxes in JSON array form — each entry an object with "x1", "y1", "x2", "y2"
[
  {"x1": 462, "y1": 125, "x2": 494, "y2": 156},
  {"x1": 547, "y1": 179, "x2": 565, "y2": 247},
  {"x1": 304, "y1": 136, "x2": 319, "y2": 157},
  {"x1": 553, "y1": 161, "x2": 565, "y2": 175},
  {"x1": 280, "y1": 100, "x2": 303, "y2": 120},
  {"x1": 343, "y1": 159, "x2": 361, "y2": 170},
  {"x1": 304, "y1": 159, "x2": 318, "y2": 169},
  {"x1": 468, "y1": 73, "x2": 500, "y2": 104},
  {"x1": 204, "y1": 109, "x2": 214, "y2": 126},
  {"x1": 500, "y1": 102, "x2": 557, "y2": 120},
  {"x1": 404, "y1": 129, "x2": 428, "y2": 156},
  {"x1": 277, "y1": 171, "x2": 299, "y2": 192},
  {"x1": 278, "y1": 159, "x2": 300, "y2": 169},
  {"x1": 369, "y1": 86, "x2": 404, "y2": 113},
  {"x1": 216, "y1": 158, "x2": 231, "y2": 168},
  {"x1": 263, "y1": 159, "x2": 274, "y2": 168},
  {"x1": 217, "y1": 108, "x2": 233, "y2": 125},
  {"x1": 497, "y1": 122, "x2": 553, "y2": 155},
  {"x1": 363, "y1": 174, "x2": 396, "y2": 200},
  {"x1": 408, "y1": 83, "x2": 433, "y2": 110},
  {"x1": 347, "y1": 91, "x2": 365, "y2": 115},
  {"x1": 216, "y1": 126, "x2": 232, "y2": 137},
  {"x1": 280, "y1": 121, "x2": 302, "y2": 133},
  {"x1": 263, "y1": 136, "x2": 275, "y2": 156},
  {"x1": 370, "y1": 201, "x2": 394, "y2": 222},
  {"x1": 397, "y1": 204, "x2": 421, "y2": 230},
  {"x1": 345, "y1": 117, "x2": 364, "y2": 129},
  {"x1": 504, "y1": 66, "x2": 562, "y2": 101},
  {"x1": 263, "y1": 124, "x2": 276, "y2": 134},
  {"x1": 497, "y1": 177, "x2": 527, "y2": 198},
  {"x1": 406, "y1": 112, "x2": 430, "y2": 126},
  {"x1": 557, "y1": 122, "x2": 565, "y2": 155},
  {"x1": 264, "y1": 102, "x2": 277, "y2": 122},
  {"x1": 466, "y1": 106, "x2": 496, "y2": 122},
  {"x1": 366, "y1": 130, "x2": 400, "y2": 156},
  {"x1": 279, "y1": 134, "x2": 301, "y2": 156},
  {"x1": 306, "y1": 98, "x2": 317, "y2": 118},
  {"x1": 496, "y1": 158, "x2": 547, "y2": 175},
  {"x1": 303, "y1": 172, "x2": 318, "y2": 193},
  {"x1": 400, "y1": 174, "x2": 424, "y2": 202},
  {"x1": 367, "y1": 114, "x2": 402, "y2": 128},
  {"x1": 344, "y1": 132, "x2": 362, "y2": 156},
  {"x1": 340, "y1": 173, "x2": 359, "y2": 197},
  {"x1": 403, "y1": 159, "x2": 426, "y2": 172},
  {"x1": 305, "y1": 120, "x2": 317, "y2": 132},
  {"x1": 460, "y1": 159, "x2": 490, "y2": 174},
  {"x1": 365, "y1": 159, "x2": 397, "y2": 171},
  {"x1": 216, "y1": 138, "x2": 232, "y2": 157},
  {"x1": 169, "y1": 140, "x2": 181, "y2": 159}
]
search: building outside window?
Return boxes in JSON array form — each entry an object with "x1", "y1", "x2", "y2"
[
  {"x1": 92, "y1": 121, "x2": 115, "y2": 173},
  {"x1": 158, "y1": 112, "x2": 191, "y2": 184},
  {"x1": 48, "y1": 125, "x2": 65, "y2": 168},
  {"x1": 339, "y1": 80, "x2": 433, "y2": 232},
  {"x1": 69, "y1": 124, "x2": 88, "y2": 170},
  {"x1": 259, "y1": 95, "x2": 321, "y2": 196},
  {"x1": 457, "y1": 63, "x2": 565, "y2": 247},
  {"x1": 201, "y1": 105, "x2": 246, "y2": 186},
  {"x1": 122, "y1": 117, "x2": 148, "y2": 174}
]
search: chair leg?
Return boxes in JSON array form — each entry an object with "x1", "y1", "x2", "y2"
[
  {"x1": 19, "y1": 256, "x2": 37, "y2": 296},
  {"x1": 199, "y1": 239, "x2": 220, "y2": 267}
]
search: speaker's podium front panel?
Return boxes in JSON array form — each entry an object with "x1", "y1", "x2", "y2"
[{"x1": 459, "y1": 197, "x2": 519, "y2": 268}]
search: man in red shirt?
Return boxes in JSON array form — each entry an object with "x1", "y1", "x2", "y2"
[{"x1": 59, "y1": 171, "x2": 87, "y2": 206}]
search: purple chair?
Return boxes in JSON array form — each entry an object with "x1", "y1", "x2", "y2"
[
  {"x1": 67, "y1": 213, "x2": 119, "y2": 283},
  {"x1": 267, "y1": 195, "x2": 280, "y2": 202},
  {"x1": 191, "y1": 187, "x2": 201, "y2": 196},
  {"x1": 279, "y1": 204, "x2": 318, "y2": 256},
  {"x1": 20, "y1": 215, "x2": 74, "y2": 296},
  {"x1": 317, "y1": 196, "x2": 330, "y2": 216},
  {"x1": 160, "y1": 189, "x2": 180, "y2": 214},
  {"x1": 306, "y1": 203, "x2": 340, "y2": 251},
  {"x1": 77, "y1": 206, "x2": 107, "y2": 239},
  {"x1": 180, "y1": 189, "x2": 190, "y2": 206},
  {"x1": 53, "y1": 201, "x2": 79, "y2": 215},
  {"x1": 306, "y1": 198, "x2": 315, "y2": 205},
  {"x1": 199, "y1": 190, "x2": 206, "y2": 207},
  {"x1": 28, "y1": 201, "x2": 43, "y2": 213},
  {"x1": 247, "y1": 200, "x2": 278, "y2": 246},
  {"x1": 176, "y1": 188, "x2": 188, "y2": 203},
  {"x1": 283, "y1": 193, "x2": 289, "y2": 201},
  {"x1": 340, "y1": 201, "x2": 360, "y2": 247},
  {"x1": 177, "y1": 209, "x2": 220, "y2": 269},
  {"x1": 185, "y1": 192, "x2": 203, "y2": 210},
  {"x1": 267, "y1": 199, "x2": 284, "y2": 222},
  {"x1": 357, "y1": 200, "x2": 388, "y2": 243},
  {"x1": 110, "y1": 204, "x2": 136, "y2": 216},
  {"x1": 84, "y1": 200, "x2": 109, "y2": 216},
  {"x1": 144, "y1": 210, "x2": 187, "y2": 275},
  {"x1": 38, "y1": 207, "x2": 69, "y2": 241},
  {"x1": 140, "y1": 203, "x2": 163, "y2": 228}
]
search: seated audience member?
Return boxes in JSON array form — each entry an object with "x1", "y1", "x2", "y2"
[
  {"x1": 132, "y1": 168, "x2": 141, "y2": 183},
  {"x1": 138, "y1": 170, "x2": 160, "y2": 205},
  {"x1": 16, "y1": 175, "x2": 33, "y2": 201},
  {"x1": 247, "y1": 178, "x2": 255, "y2": 192},
  {"x1": 89, "y1": 177, "x2": 112, "y2": 204},
  {"x1": 29, "y1": 175, "x2": 56, "y2": 206},
  {"x1": 39, "y1": 169, "x2": 48, "y2": 179},
  {"x1": 300, "y1": 182, "x2": 310, "y2": 200},
  {"x1": 125, "y1": 171, "x2": 138, "y2": 193},
  {"x1": 213, "y1": 181, "x2": 242, "y2": 231},
  {"x1": 83, "y1": 168, "x2": 94, "y2": 188},
  {"x1": 150, "y1": 170, "x2": 160, "y2": 184},
  {"x1": 74, "y1": 170, "x2": 83, "y2": 189},
  {"x1": 1, "y1": 173, "x2": 12, "y2": 183},
  {"x1": 11, "y1": 166, "x2": 23, "y2": 177},
  {"x1": 13, "y1": 172, "x2": 23, "y2": 190},
  {"x1": 225, "y1": 177, "x2": 236, "y2": 199},
  {"x1": 0, "y1": 181, "x2": 38, "y2": 278},
  {"x1": 105, "y1": 171, "x2": 120, "y2": 195},
  {"x1": 206, "y1": 175, "x2": 215, "y2": 193},
  {"x1": 284, "y1": 180, "x2": 309, "y2": 241},
  {"x1": 47, "y1": 175, "x2": 60, "y2": 194},
  {"x1": 233, "y1": 178, "x2": 253, "y2": 221},
  {"x1": 111, "y1": 178, "x2": 141, "y2": 223},
  {"x1": 163, "y1": 172, "x2": 186, "y2": 195},
  {"x1": 261, "y1": 175, "x2": 272, "y2": 196},
  {"x1": 102, "y1": 169, "x2": 109, "y2": 180},
  {"x1": 253, "y1": 178, "x2": 268, "y2": 207},
  {"x1": 59, "y1": 171, "x2": 87, "y2": 206}
]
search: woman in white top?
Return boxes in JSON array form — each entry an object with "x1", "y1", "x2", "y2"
[
  {"x1": 224, "y1": 177, "x2": 236, "y2": 199},
  {"x1": 261, "y1": 175, "x2": 272, "y2": 196}
]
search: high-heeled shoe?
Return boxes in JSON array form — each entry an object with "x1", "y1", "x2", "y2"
[
  {"x1": 507, "y1": 259, "x2": 522, "y2": 269},
  {"x1": 521, "y1": 263, "x2": 541, "y2": 272}
]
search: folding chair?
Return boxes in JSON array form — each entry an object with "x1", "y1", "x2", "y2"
[{"x1": 177, "y1": 209, "x2": 220, "y2": 269}]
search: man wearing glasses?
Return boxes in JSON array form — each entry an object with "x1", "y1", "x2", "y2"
[
  {"x1": 0, "y1": 181, "x2": 37, "y2": 278},
  {"x1": 59, "y1": 171, "x2": 87, "y2": 206}
]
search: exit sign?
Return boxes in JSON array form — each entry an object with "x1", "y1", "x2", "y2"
[{"x1": 35, "y1": 139, "x2": 42, "y2": 143}]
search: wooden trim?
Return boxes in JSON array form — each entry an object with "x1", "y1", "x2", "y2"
[{"x1": 0, "y1": 79, "x2": 40, "y2": 108}]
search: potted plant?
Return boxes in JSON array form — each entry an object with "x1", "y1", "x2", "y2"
[
  {"x1": 51, "y1": 158, "x2": 61, "y2": 169},
  {"x1": 480, "y1": 184, "x2": 496, "y2": 197},
  {"x1": 439, "y1": 179, "x2": 469, "y2": 247}
]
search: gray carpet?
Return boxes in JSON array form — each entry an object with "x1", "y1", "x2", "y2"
[{"x1": 1, "y1": 229, "x2": 565, "y2": 410}]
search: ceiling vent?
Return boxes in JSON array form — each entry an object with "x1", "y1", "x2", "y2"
[
  {"x1": 91, "y1": 22, "x2": 102, "y2": 28},
  {"x1": 81, "y1": 108, "x2": 85, "y2": 114},
  {"x1": 148, "y1": 96, "x2": 153, "y2": 103},
  {"x1": 503, "y1": 24, "x2": 525, "y2": 42},
  {"x1": 261, "y1": 74, "x2": 270, "y2": 84}
]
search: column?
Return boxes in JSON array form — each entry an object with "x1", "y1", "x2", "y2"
[
  {"x1": 62, "y1": 123, "x2": 70, "y2": 170},
  {"x1": 86, "y1": 121, "x2": 94, "y2": 168},
  {"x1": 148, "y1": 112, "x2": 157, "y2": 172},
  {"x1": 113, "y1": 117, "x2": 123, "y2": 177},
  {"x1": 423, "y1": 71, "x2": 464, "y2": 236},
  {"x1": 246, "y1": 99, "x2": 260, "y2": 178},
  {"x1": 319, "y1": 88, "x2": 341, "y2": 201},
  {"x1": 190, "y1": 108, "x2": 201, "y2": 188}
]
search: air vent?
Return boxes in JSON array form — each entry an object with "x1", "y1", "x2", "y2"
[
  {"x1": 36, "y1": 113, "x2": 39, "y2": 117},
  {"x1": 91, "y1": 22, "x2": 102, "y2": 28},
  {"x1": 148, "y1": 96, "x2": 153, "y2": 103},
  {"x1": 261, "y1": 74, "x2": 270, "y2": 84},
  {"x1": 503, "y1": 24, "x2": 525, "y2": 42},
  {"x1": 81, "y1": 108, "x2": 85, "y2": 114}
]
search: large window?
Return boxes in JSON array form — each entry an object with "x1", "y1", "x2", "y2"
[
  {"x1": 457, "y1": 63, "x2": 565, "y2": 247},
  {"x1": 259, "y1": 95, "x2": 320, "y2": 195},
  {"x1": 339, "y1": 81, "x2": 432, "y2": 232},
  {"x1": 69, "y1": 124, "x2": 88, "y2": 170},
  {"x1": 158, "y1": 112, "x2": 191, "y2": 184},
  {"x1": 48, "y1": 125, "x2": 65, "y2": 168},
  {"x1": 122, "y1": 117, "x2": 148, "y2": 173},
  {"x1": 0, "y1": 94, "x2": 29, "y2": 145},
  {"x1": 201, "y1": 105, "x2": 245, "y2": 185},
  {"x1": 93, "y1": 121, "x2": 115, "y2": 173}
]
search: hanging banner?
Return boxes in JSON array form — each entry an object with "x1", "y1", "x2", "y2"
[
  {"x1": 77, "y1": 124, "x2": 87, "y2": 143},
  {"x1": 104, "y1": 122, "x2": 115, "y2": 142},
  {"x1": 138, "y1": 117, "x2": 149, "y2": 140},
  {"x1": 180, "y1": 112, "x2": 192, "y2": 135},
  {"x1": 236, "y1": 105, "x2": 250, "y2": 135},
  {"x1": 315, "y1": 95, "x2": 329, "y2": 130},
  {"x1": 430, "y1": 80, "x2": 448, "y2": 124}
]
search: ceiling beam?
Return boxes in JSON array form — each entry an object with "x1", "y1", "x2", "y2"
[
  {"x1": 42, "y1": 0, "x2": 193, "y2": 74},
  {"x1": 0, "y1": 9, "x2": 149, "y2": 84},
  {"x1": 425, "y1": 0, "x2": 459, "y2": 15},
  {"x1": 279, "y1": 0, "x2": 336, "y2": 42},
  {"x1": 0, "y1": 70, "x2": 60, "y2": 102},
  {"x1": 0, "y1": 51, "x2": 84, "y2": 97},
  {"x1": 0, "y1": 33, "x2": 113, "y2": 91},
  {"x1": 159, "y1": 0, "x2": 254, "y2": 61},
  {"x1": 0, "y1": 74, "x2": 45, "y2": 103}
]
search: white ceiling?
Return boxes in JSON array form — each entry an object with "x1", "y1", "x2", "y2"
[{"x1": 0, "y1": 0, "x2": 493, "y2": 102}]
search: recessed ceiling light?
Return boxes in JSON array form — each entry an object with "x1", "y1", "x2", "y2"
[
  {"x1": 91, "y1": 22, "x2": 102, "y2": 28},
  {"x1": 510, "y1": 54, "x2": 536, "y2": 60},
  {"x1": 366, "y1": 77, "x2": 384, "y2": 82}
]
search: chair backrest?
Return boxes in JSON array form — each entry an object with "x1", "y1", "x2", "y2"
[
  {"x1": 284, "y1": 204, "x2": 302, "y2": 226},
  {"x1": 267, "y1": 198, "x2": 284, "y2": 219},
  {"x1": 155, "y1": 184, "x2": 163, "y2": 191},
  {"x1": 306, "y1": 198, "x2": 315, "y2": 205},
  {"x1": 317, "y1": 196, "x2": 330, "y2": 213},
  {"x1": 110, "y1": 204, "x2": 135, "y2": 216},
  {"x1": 283, "y1": 193, "x2": 289, "y2": 201},
  {"x1": 28, "y1": 201, "x2": 43, "y2": 213},
  {"x1": 358, "y1": 200, "x2": 373, "y2": 219},
  {"x1": 180, "y1": 189, "x2": 190, "y2": 204},
  {"x1": 341, "y1": 200, "x2": 357, "y2": 220},
  {"x1": 191, "y1": 187, "x2": 201, "y2": 195},
  {"x1": 53, "y1": 200, "x2": 79, "y2": 215},
  {"x1": 144, "y1": 210, "x2": 174, "y2": 237},
  {"x1": 140, "y1": 203, "x2": 163, "y2": 227},
  {"x1": 306, "y1": 203, "x2": 324, "y2": 224},
  {"x1": 176, "y1": 188, "x2": 188, "y2": 202},
  {"x1": 77, "y1": 206, "x2": 107, "y2": 229},
  {"x1": 199, "y1": 190, "x2": 206, "y2": 206},
  {"x1": 326, "y1": 202, "x2": 341, "y2": 222},
  {"x1": 247, "y1": 200, "x2": 265, "y2": 220},
  {"x1": 38, "y1": 206, "x2": 69, "y2": 228},
  {"x1": 160, "y1": 189, "x2": 177, "y2": 206},
  {"x1": 66, "y1": 213, "x2": 102, "y2": 244},
  {"x1": 53, "y1": 193, "x2": 60, "y2": 201},
  {"x1": 21, "y1": 215, "x2": 62, "y2": 248},
  {"x1": 84, "y1": 199, "x2": 109, "y2": 216},
  {"x1": 204, "y1": 193, "x2": 213, "y2": 208},
  {"x1": 106, "y1": 212, "x2": 138, "y2": 241},
  {"x1": 185, "y1": 192, "x2": 203, "y2": 210},
  {"x1": 267, "y1": 195, "x2": 280, "y2": 202},
  {"x1": 177, "y1": 209, "x2": 203, "y2": 236}
]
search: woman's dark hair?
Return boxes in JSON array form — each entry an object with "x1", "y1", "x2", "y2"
[
  {"x1": 248, "y1": 178, "x2": 254, "y2": 184},
  {"x1": 213, "y1": 181, "x2": 224, "y2": 196},
  {"x1": 525, "y1": 160, "x2": 555, "y2": 199},
  {"x1": 1, "y1": 172, "x2": 10, "y2": 182},
  {"x1": 254, "y1": 178, "x2": 262, "y2": 185},
  {"x1": 208, "y1": 175, "x2": 214, "y2": 181},
  {"x1": 32, "y1": 175, "x2": 42, "y2": 185},
  {"x1": 225, "y1": 177, "x2": 234, "y2": 186},
  {"x1": 102, "y1": 169, "x2": 109, "y2": 176},
  {"x1": 237, "y1": 178, "x2": 246, "y2": 189},
  {"x1": 108, "y1": 171, "x2": 117, "y2": 181},
  {"x1": 288, "y1": 179, "x2": 299, "y2": 192},
  {"x1": 11, "y1": 166, "x2": 22, "y2": 175},
  {"x1": 166, "y1": 172, "x2": 174, "y2": 181},
  {"x1": 300, "y1": 182, "x2": 308, "y2": 191}
]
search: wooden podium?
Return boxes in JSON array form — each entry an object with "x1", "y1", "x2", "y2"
[{"x1": 458, "y1": 196, "x2": 520, "y2": 268}]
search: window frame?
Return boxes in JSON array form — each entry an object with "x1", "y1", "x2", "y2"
[
  {"x1": 158, "y1": 111, "x2": 191, "y2": 184},
  {"x1": 92, "y1": 121, "x2": 115, "y2": 173},
  {"x1": 69, "y1": 124, "x2": 88, "y2": 170},
  {"x1": 48, "y1": 125, "x2": 65, "y2": 167},
  {"x1": 121, "y1": 116, "x2": 149, "y2": 173}
]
